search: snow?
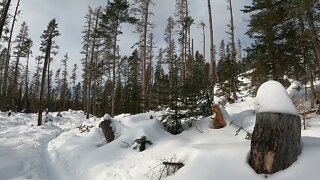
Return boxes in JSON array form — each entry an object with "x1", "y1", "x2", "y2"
[
  {"x1": 254, "y1": 80, "x2": 299, "y2": 115},
  {"x1": 2, "y1": 81, "x2": 320, "y2": 179}
]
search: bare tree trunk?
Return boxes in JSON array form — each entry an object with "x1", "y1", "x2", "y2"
[
  {"x1": 2, "y1": 0, "x2": 19, "y2": 109},
  {"x1": 228, "y1": 0, "x2": 237, "y2": 101},
  {"x1": 38, "y1": 39, "x2": 52, "y2": 126},
  {"x1": 24, "y1": 46, "x2": 31, "y2": 112},
  {"x1": 141, "y1": 0, "x2": 150, "y2": 113},
  {"x1": 87, "y1": 11, "x2": 99, "y2": 119},
  {"x1": 111, "y1": 13, "x2": 119, "y2": 117},
  {"x1": 0, "y1": 0, "x2": 11, "y2": 40},
  {"x1": 307, "y1": 9, "x2": 320, "y2": 69},
  {"x1": 207, "y1": 0, "x2": 215, "y2": 101},
  {"x1": 83, "y1": 12, "x2": 92, "y2": 115}
]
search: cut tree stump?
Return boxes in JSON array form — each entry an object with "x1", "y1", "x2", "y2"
[
  {"x1": 211, "y1": 104, "x2": 226, "y2": 129},
  {"x1": 99, "y1": 120, "x2": 115, "y2": 143},
  {"x1": 249, "y1": 112, "x2": 301, "y2": 174}
]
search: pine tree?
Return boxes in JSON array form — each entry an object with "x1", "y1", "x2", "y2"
[
  {"x1": 98, "y1": 0, "x2": 137, "y2": 117},
  {"x1": 164, "y1": 16, "x2": 176, "y2": 107},
  {"x1": 60, "y1": 53, "x2": 68, "y2": 111},
  {"x1": 10, "y1": 21, "x2": 31, "y2": 110},
  {"x1": 207, "y1": 0, "x2": 216, "y2": 101},
  {"x1": 125, "y1": 49, "x2": 141, "y2": 114},
  {"x1": 131, "y1": 0, "x2": 154, "y2": 113},
  {"x1": 71, "y1": 63, "x2": 78, "y2": 109},
  {"x1": 2, "y1": 0, "x2": 20, "y2": 109},
  {"x1": 38, "y1": 19, "x2": 60, "y2": 126},
  {"x1": 227, "y1": 0, "x2": 237, "y2": 101}
]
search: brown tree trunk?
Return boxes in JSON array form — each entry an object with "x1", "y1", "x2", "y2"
[
  {"x1": 249, "y1": 112, "x2": 301, "y2": 174},
  {"x1": 207, "y1": 0, "x2": 216, "y2": 101},
  {"x1": 307, "y1": 9, "x2": 320, "y2": 69},
  {"x1": 141, "y1": 0, "x2": 150, "y2": 113},
  {"x1": 99, "y1": 120, "x2": 115, "y2": 143},
  {"x1": 38, "y1": 39, "x2": 52, "y2": 126},
  {"x1": 87, "y1": 11, "x2": 99, "y2": 119},
  {"x1": 0, "y1": 0, "x2": 11, "y2": 40},
  {"x1": 2, "y1": 0, "x2": 19, "y2": 109},
  {"x1": 228, "y1": 0, "x2": 237, "y2": 101}
]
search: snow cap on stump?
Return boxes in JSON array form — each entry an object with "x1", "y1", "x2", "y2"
[{"x1": 254, "y1": 80, "x2": 298, "y2": 115}]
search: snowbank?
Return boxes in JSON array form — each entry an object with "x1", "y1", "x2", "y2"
[{"x1": 254, "y1": 80, "x2": 298, "y2": 115}]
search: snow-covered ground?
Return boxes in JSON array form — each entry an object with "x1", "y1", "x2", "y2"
[{"x1": 2, "y1": 82, "x2": 320, "y2": 179}]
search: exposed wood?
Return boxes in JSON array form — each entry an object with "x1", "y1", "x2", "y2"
[
  {"x1": 99, "y1": 120, "x2": 115, "y2": 143},
  {"x1": 211, "y1": 104, "x2": 226, "y2": 129},
  {"x1": 249, "y1": 112, "x2": 301, "y2": 174}
]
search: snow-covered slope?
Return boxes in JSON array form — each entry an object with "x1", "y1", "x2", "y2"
[{"x1": 2, "y1": 83, "x2": 320, "y2": 179}]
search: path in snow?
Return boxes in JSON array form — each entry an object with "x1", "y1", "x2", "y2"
[{"x1": 0, "y1": 111, "x2": 85, "y2": 180}]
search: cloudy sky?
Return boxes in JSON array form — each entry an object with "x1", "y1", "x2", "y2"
[{"x1": 11, "y1": 0, "x2": 252, "y2": 75}]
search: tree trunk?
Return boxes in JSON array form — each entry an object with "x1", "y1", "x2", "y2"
[
  {"x1": 141, "y1": 0, "x2": 150, "y2": 113},
  {"x1": 99, "y1": 120, "x2": 115, "y2": 143},
  {"x1": 2, "y1": 0, "x2": 19, "y2": 109},
  {"x1": 249, "y1": 112, "x2": 301, "y2": 174},
  {"x1": 86, "y1": 11, "x2": 99, "y2": 119},
  {"x1": 207, "y1": 0, "x2": 216, "y2": 101},
  {"x1": 0, "y1": 0, "x2": 11, "y2": 40},
  {"x1": 307, "y1": 9, "x2": 320, "y2": 69},
  {"x1": 228, "y1": 0, "x2": 237, "y2": 101},
  {"x1": 38, "y1": 39, "x2": 52, "y2": 126}
]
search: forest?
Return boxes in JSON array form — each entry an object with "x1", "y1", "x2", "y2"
[{"x1": 0, "y1": 0, "x2": 319, "y2": 125}]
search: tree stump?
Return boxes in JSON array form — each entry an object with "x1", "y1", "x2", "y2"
[
  {"x1": 99, "y1": 120, "x2": 115, "y2": 143},
  {"x1": 249, "y1": 112, "x2": 301, "y2": 174},
  {"x1": 211, "y1": 104, "x2": 226, "y2": 129}
]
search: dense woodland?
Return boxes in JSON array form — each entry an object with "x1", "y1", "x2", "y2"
[{"x1": 0, "y1": 0, "x2": 319, "y2": 126}]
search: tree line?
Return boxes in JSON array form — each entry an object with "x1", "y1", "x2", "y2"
[{"x1": 0, "y1": 0, "x2": 318, "y2": 126}]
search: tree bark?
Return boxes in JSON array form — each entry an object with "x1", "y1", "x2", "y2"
[
  {"x1": 0, "y1": 0, "x2": 11, "y2": 40},
  {"x1": 38, "y1": 38, "x2": 52, "y2": 126},
  {"x1": 207, "y1": 0, "x2": 216, "y2": 101},
  {"x1": 249, "y1": 112, "x2": 301, "y2": 174},
  {"x1": 141, "y1": 0, "x2": 150, "y2": 113},
  {"x1": 99, "y1": 120, "x2": 115, "y2": 143},
  {"x1": 2, "y1": 0, "x2": 19, "y2": 109},
  {"x1": 86, "y1": 10, "x2": 99, "y2": 119},
  {"x1": 228, "y1": 0, "x2": 237, "y2": 101}
]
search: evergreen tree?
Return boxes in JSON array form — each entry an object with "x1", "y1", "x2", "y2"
[
  {"x1": 60, "y1": 53, "x2": 68, "y2": 111},
  {"x1": 38, "y1": 19, "x2": 60, "y2": 126},
  {"x1": 98, "y1": 0, "x2": 137, "y2": 117},
  {"x1": 125, "y1": 50, "x2": 141, "y2": 114}
]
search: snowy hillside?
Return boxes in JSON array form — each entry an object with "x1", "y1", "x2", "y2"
[{"x1": 2, "y1": 84, "x2": 320, "y2": 180}]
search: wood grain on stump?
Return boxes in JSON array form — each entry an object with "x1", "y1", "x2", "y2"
[
  {"x1": 99, "y1": 120, "x2": 115, "y2": 143},
  {"x1": 249, "y1": 112, "x2": 301, "y2": 174},
  {"x1": 212, "y1": 104, "x2": 226, "y2": 129}
]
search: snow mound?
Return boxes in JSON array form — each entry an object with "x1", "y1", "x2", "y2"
[{"x1": 254, "y1": 80, "x2": 298, "y2": 115}]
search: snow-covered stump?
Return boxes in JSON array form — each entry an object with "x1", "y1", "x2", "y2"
[
  {"x1": 99, "y1": 116, "x2": 115, "y2": 143},
  {"x1": 249, "y1": 112, "x2": 301, "y2": 174},
  {"x1": 249, "y1": 81, "x2": 301, "y2": 174}
]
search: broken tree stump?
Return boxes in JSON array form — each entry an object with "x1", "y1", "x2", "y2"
[
  {"x1": 249, "y1": 112, "x2": 301, "y2": 174},
  {"x1": 133, "y1": 136, "x2": 152, "y2": 152},
  {"x1": 211, "y1": 104, "x2": 226, "y2": 129},
  {"x1": 99, "y1": 119, "x2": 115, "y2": 143}
]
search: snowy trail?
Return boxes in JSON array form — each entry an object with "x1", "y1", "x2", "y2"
[{"x1": 0, "y1": 112, "x2": 82, "y2": 180}]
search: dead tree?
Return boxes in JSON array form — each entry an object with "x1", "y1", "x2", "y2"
[
  {"x1": 211, "y1": 104, "x2": 226, "y2": 129},
  {"x1": 249, "y1": 112, "x2": 301, "y2": 174},
  {"x1": 99, "y1": 119, "x2": 115, "y2": 143}
]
